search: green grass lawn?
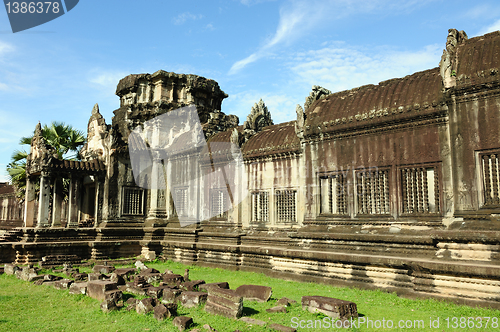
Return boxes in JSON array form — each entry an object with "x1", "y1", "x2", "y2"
[{"x1": 0, "y1": 260, "x2": 499, "y2": 331}]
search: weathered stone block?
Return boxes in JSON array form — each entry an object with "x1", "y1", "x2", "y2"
[
  {"x1": 72, "y1": 273, "x2": 88, "y2": 281},
  {"x1": 87, "y1": 280, "x2": 118, "y2": 301},
  {"x1": 162, "y1": 273, "x2": 183, "y2": 286},
  {"x1": 20, "y1": 267, "x2": 38, "y2": 282},
  {"x1": 114, "y1": 268, "x2": 136, "y2": 280},
  {"x1": 235, "y1": 285, "x2": 272, "y2": 302},
  {"x1": 88, "y1": 273, "x2": 106, "y2": 281},
  {"x1": 139, "y1": 268, "x2": 160, "y2": 275},
  {"x1": 153, "y1": 304, "x2": 171, "y2": 321},
  {"x1": 204, "y1": 287, "x2": 243, "y2": 319},
  {"x1": 268, "y1": 323, "x2": 296, "y2": 332},
  {"x1": 134, "y1": 260, "x2": 147, "y2": 271},
  {"x1": 266, "y1": 306, "x2": 287, "y2": 313},
  {"x1": 44, "y1": 274, "x2": 62, "y2": 281},
  {"x1": 105, "y1": 289, "x2": 122, "y2": 302},
  {"x1": 161, "y1": 287, "x2": 182, "y2": 304},
  {"x1": 53, "y1": 279, "x2": 74, "y2": 290},
  {"x1": 4, "y1": 263, "x2": 19, "y2": 275},
  {"x1": 163, "y1": 302, "x2": 178, "y2": 315},
  {"x1": 144, "y1": 273, "x2": 162, "y2": 284},
  {"x1": 101, "y1": 299, "x2": 117, "y2": 313},
  {"x1": 93, "y1": 265, "x2": 115, "y2": 274},
  {"x1": 199, "y1": 282, "x2": 229, "y2": 292},
  {"x1": 276, "y1": 297, "x2": 297, "y2": 307},
  {"x1": 136, "y1": 297, "x2": 157, "y2": 314},
  {"x1": 125, "y1": 283, "x2": 148, "y2": 296},
  {"x1": 172, "y1": 316, "x2": 192, "y2": 332},
  {"x1": 110, "y1": 272, "x2": 125, "y2": 285},
  {"x1": 29, "y1": 275, "x2": 45, "y2": 283},
  {"x1": 180, "y1": 291, "x2": 207, "y2": 308},
  {"x1": 69, "y1": 282, "x2": 87, "y2": 295},
  {"x1": 205, "y1": 301, "x2": 241, "y2": 319},
  {"x1": 182, "y1": 280, "x2": 205, "y2": 291},
  {"x1": 147, "y1": 286, "x2": 165, "y2": 298},
  {"x1": 301, "y1": 296, "x2": 357, "y2": 319},
  {"x1": 239, "y1": 317, "x2": 266, "y2": 326}
]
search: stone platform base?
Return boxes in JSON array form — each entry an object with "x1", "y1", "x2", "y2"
[{"x1": 1, "y1": 225, "x2": 500, "y2": 309}]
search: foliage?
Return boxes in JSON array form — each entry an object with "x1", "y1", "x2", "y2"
[{"x1": 6, "y1": 121, "x2": 86, "y2": 201}]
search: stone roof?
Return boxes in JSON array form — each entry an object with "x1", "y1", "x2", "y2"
[
  {"x1": 48, "y1": 159, "x2": 106, "y2": 173},
  {"x1": 455, "y1": 31, "x2": 500, "y2": 87},
  {"x1": 242, "y1": 121, "x2": 301, "y2": 159},
  {"x1": 0, "y1": 183, "x2": 14, "y2": 195},
  {"x1": 303, "y1": 67, "x2": 444, "y2": 137}
]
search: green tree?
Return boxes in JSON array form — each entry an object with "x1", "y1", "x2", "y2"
[{"x1": 6, "y1": 121, "x2": 86, "y2": 201}]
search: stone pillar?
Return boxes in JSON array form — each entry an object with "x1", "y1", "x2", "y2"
[
  {"x1": 170, "y1": 82, "x2": 176, "y2": 102},
  {"x1": 146, "y1": 156, "x2": 168, "y2": 226},
  {"x1": 153, "y1": 79, "x2": 163, "y2": 102},
  {"x1": 51, "y1": 177, "x2": 63, "y2": 227},
  {"x1": 94, "y1": 180, "x2": 101, "y2": 223},
  {"x1": 67, "y1": 176, "x2": 81, "y2": 228},
  {"x1": 24, "y1": 176, "x2": 36, "y2": 227},
  {"x1": 36, "y1": 173, "x2": 51, "y2": 228}
]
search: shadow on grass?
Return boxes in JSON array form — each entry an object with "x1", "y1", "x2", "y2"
[{"x1": 242, "y1": 306, "x2": 260, "y2": 316}]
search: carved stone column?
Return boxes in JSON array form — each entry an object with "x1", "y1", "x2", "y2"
[
  {"x1": 67, "y1": 176, "x2": 81, "y2": 228},
  {"x1": 24, "y1": 176, "x2": 36, "y2": 227},
  {"x1": 146, "y1": 154, "x2": 168, "y2": 226},
  {"x1": 51, "y1": 177, "x2": 63, "y2": 227},
  {"x1": 36, "y1": 173, "x2": 51, "y2": 228}
]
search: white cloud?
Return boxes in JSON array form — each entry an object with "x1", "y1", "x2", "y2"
[
  {"x1": 0, "y1": 40, "x2": 14, "y2": 57},
  {"x1": 172, "y1": 12, "x2": 203, "y2": 25},
  {"x1": 204, "y1": 23, "x2": 215, "y2": 31},
  {"x1": 225, "y1": 90, "x2": 297, "y2": 124},
  {"x1": 229, "y1": 0, "x2": 434, "y2": 75},
  {"x1": 90, "y1": 71, "x2": 127, "y2": 88},
  {"x1": 477, "y1": 18, "x2": 500, "y2": 36},
  {"x1": 240, "y1": 0, "x2": 277, "y2": 6},
  {"x1": 289, "y1": 42, "x2": 442, "y2": 93}
]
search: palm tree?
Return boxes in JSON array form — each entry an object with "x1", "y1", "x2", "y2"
[
  {"x1": 6, "y1": 121, "x2": 86, "y2": 201},
  {"x1": 6, "y1": 150, "x2": 29, "y2": 201}
]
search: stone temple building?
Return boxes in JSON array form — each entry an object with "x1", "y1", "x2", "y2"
[{"x1": 2, "y1": 28, "x2": 500, "y2": 307}]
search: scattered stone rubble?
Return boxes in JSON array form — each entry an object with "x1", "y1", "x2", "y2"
[
  {"x1": 3, "y1": 261, "x2": 359, "y2": 331},
  {"x1": 301, "y1": 295, "x2": 358, "y2": 319}
]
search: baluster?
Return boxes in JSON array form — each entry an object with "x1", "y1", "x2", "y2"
[
  {"x1": 382, "y1": 170, "x2": 387, "y2": 213},
  {"x1": 385, "y1": 170, "x2": 390, "y2": 213},
  {"x1": 434, "y1": 169, "x2": 440, "y2": 212},
  {"x1": 492, "y1": 154, "x2": 499, "y2": 204},
  {"x1": 423, "y1": 168, "x2": 429, "y2": 212},
  {"x1": 408, "y1": 169, "x2": 414, "y2": 213},
  {"x1": 341, "y1": 175, "x2": 346, "y2": 214},
  {"x1": 366, "y1": 173, "x2": 371, "y2": 214},
  {"x1": 401, "y1": 169, "x2": 407, "y2": 213},
  {"x1": 359, "y1": 173, "x2": 364, "y2": 214},
  {"x1": 483, "y1": 155, "x2": 492, "y2": 205},
  {"x1": 417, "y1": 168, "x2": 423, "y2": 213}
]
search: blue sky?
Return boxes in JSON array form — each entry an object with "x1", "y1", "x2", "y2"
[{"x1": 1, "y1": 0, "x2": 500, "y2": 182}]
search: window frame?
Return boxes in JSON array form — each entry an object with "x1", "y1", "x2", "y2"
[
  {"x1": 275, "y1": 188, "x2": 297, "y2": 223},
  {"x1": 121, "y1": 186, "x2": 145, "y2": 216}
]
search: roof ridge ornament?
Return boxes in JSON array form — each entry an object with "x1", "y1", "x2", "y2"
[
  {"x1": 243, "y1": 98, "x2": 273, "y2": 139},
  {"x1": 440, "y1": 28, "x2": 468, "y2": 89},
  {"x1": 304, "y1": 85, "x2": 332, "y2": 112}
]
